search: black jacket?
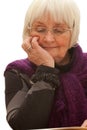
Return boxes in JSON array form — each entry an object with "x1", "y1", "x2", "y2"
[{"x1": 5, "y1": 65, "x2": 59, "y2": 130}]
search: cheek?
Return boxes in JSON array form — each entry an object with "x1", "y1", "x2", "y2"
[
  {"x1": 56, "y1": 36, "x2": 70, "y2": 47},
  {"x1": 54, "y1": 36, "x2": 71, "y2": 57},
  {"x1": 30, "y1": 33, "x2": 42, "y2": 45},
  {"x1": 37, "y1": 36, "x2": 44, "y2": 45},
  {"x1": 30, "y1": 33, "x2": 40, "y2": 39},
  {"x1": 30, "y1": 31, "x2": 43, "y2": 42}
]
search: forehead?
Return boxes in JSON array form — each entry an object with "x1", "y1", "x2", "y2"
[{"x1": 32, "y1": 13, "x2": 68, "y2": 27}]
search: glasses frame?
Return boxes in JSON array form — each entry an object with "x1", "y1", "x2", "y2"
[{"x1": 28, "y1": 26, "x2": 72, "y2": 36}]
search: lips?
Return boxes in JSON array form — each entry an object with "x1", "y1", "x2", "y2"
[
  {"x1": 41, "y1": 45, "x2": 58, "y2": 48},
  {"x1": 41, "y1": 46, "x2": 58, "y2": 49}
]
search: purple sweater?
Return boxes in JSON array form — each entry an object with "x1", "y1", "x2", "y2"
[{"x1": 5, "y1": 45, "x2": 87, "y2": 127}]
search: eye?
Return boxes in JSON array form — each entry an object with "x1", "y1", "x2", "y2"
[
  {"x1": 53, "y1": 28, "x2": 64, "y2": 34},
  {"x1": 35, "y1": 27, "x2": 46, "y2": 33}
]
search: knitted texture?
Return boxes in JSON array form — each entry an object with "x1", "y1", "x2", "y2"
[
  {"x1": 48, "y1": 45, "x2": 87, "y2": 127},
  {"x1": 4, "y1": 45, "x2": 87, "y2": 127},
  {"x1": 4, "y1": 58, "x2": 37, "y2": 77},
  {"x1": 31, "y1": 65, "x2": 60, "y2": 88}
]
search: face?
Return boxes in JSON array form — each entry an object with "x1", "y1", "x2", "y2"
[{"x1": 29, "y1": 14, "x2": 72, "y2": 64}]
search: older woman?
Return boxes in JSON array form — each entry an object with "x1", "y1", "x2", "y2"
[{"x1": 4, "y1": 0, "x2": 87, "y2": 129}]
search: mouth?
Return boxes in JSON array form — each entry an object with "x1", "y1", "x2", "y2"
[{"x1": 41, "y1": 46, "x2": 58, "y2": 49}]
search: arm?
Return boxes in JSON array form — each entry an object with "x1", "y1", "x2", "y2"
[{"x1": 5, "y1": 65, "x2": 59, "y2": 130}]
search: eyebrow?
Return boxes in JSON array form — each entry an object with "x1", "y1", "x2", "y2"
[
  {"x1": 33, "y1": 21, "x2": 68, "y2": 28},
  {"x1": 54, "y1": 23, "x2": 68, "y2": 28},
  {"x1": 32, "y1": 21, "x2": 45, "y2": 26}
]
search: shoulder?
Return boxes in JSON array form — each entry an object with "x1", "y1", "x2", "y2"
[
  {"x1": 69, "y1": 45, "x2": 87, "y2": 73},
  {"x1": 73, "y1": 44, "x2": 87, "y2": 61},
  {"x1": 82, "y1": 52, "x2": 87, "y2": 67},
  {"x1": 4, "y1": 58, "x2": 37, "y2": 76},
  {"x1": 83, "y1": 52, "x2": 87, "y2": 59},
  {"x1": 76, "y1": 45, "x2": 87, "y2": 70}
]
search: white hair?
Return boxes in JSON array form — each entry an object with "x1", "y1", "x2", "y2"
[{"x1": 23, "y1": 0, "x2": 80, "y2": 48}]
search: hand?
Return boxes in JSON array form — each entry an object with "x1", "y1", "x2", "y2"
[
  {"x1": 81, "y1": 120, "x2": 87, "y2": 127},
  {"x1": 22, "y1": 36, "x2": 55, "y2": 67}
]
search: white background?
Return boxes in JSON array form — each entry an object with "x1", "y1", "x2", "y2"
[{"x1": 0, "y1": 0, "x2": 87, "y2": 129}]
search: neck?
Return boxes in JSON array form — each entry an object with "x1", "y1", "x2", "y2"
[{"x1": 56, "y1": 52, "x2": 70, "y2": 66}]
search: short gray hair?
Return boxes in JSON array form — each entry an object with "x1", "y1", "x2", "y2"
[{"x1": 22, "y1": 0, "x2": 80, "y2": 48}]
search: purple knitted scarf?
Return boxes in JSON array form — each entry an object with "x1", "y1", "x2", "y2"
[
  {"x1": 4, "y1": 45, "x2": 87, "y2": 127},
  {"x1": 5, "y1": 58, "x2": 37, "y2": 77}
]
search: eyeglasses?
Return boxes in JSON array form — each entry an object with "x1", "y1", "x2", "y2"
[{"x1": 28, "y1": 26, "x2": 72, "y2": 36}]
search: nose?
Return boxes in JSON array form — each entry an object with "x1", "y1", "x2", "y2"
[{"x1": 44, "y1": 31, "x2": 55, "y2": 42}]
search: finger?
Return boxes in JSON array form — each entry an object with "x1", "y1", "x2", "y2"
[
  {"x1": 27, "y1": 45, "x2": 32, "y2": 53},
  {"x1": 31, "y1": 37, "x2": 39, "y2": 49},
  {"x1": 22, "y1": 37, "x2": 32, "y2": 51}
]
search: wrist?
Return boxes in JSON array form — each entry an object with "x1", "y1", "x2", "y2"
[
  {"x1": 42, "y1": 60, "x2": 55, "y2": 68},
  {"x1": 31, "y1": 65, "x2": 60, "y2": 88},
  {"x1": 43, "y1": 62, "x2": 55, "y2": 68}
]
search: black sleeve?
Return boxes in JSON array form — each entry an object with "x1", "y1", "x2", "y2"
[{"x1": 4, "y1": 65, "x2": 60, "y2": 130}]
